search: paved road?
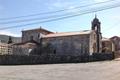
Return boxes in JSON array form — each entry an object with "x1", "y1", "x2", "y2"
[{"x1": 0, "y1": 60, "x2": 120, "y2": 80}]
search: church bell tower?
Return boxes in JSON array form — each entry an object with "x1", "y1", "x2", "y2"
[{"x1": 91, "y1": 15, "x2": 102, "y2": 53}]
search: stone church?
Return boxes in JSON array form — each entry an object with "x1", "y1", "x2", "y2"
[{"x1": 21, "y1": 16, "x2": 102, "y2": 56}]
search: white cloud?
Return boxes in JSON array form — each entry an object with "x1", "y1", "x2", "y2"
[
  {"x1": 47, "y1": 0, "x2": 81, "y2": 14},
  {"x1": 66, "y1": 6, "x2": 80, "y2": 14},
  {"x1": 94, "y1": 0, "x2": 109, "y2": 2},
  {"x1": 48, "y1": 0, "x2": 74, "y2": 10},
  {"x1": 53, "y1": 3, "x2": 69, "y2": 8},
  {"x1": 0, "y1": 31, "x2": 21, "y2": 37}
]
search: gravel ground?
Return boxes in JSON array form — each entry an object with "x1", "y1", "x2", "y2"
[{"x1": 0, "y1": 60, "x2": 120, "y2": 80}]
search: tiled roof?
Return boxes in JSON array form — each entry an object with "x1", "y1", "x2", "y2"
[
  {"x1": 110, "y1": 36, "x2": 120, "y2": 40},
  {"x1": 43, "y1": 30, "x2": 92, "y2": 38}
]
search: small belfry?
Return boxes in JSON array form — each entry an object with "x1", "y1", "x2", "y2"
[
  {"x1": 92, "y1": 14, "x2": 101, "y2": 32},
  {"x1": 91, "y1": 15, "x2": 102, "y2": 53}
]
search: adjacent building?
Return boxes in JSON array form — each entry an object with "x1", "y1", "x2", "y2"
[
  {"x1": 0, "y1": 36, "x2": 17, "y2": 55},
  {"x1": 0, "y1": 43, "x2": 13, "y2": 55},
  {"x1": 102, "y1": 38, "x2": 115, "y2": 53},
  {"x1": 12, "y1": 37, "x2": 39, "y2": 55}
]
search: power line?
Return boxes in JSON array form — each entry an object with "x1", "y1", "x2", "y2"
[
  {"x1": 102, "y1": 21, "x2": 120, "y2": 34},
  {"x1": 0, "y1": 0, "x2": 117, "y2": 24},
  {"x1": 0, "y1": 2, "x2": 120, "y2": 30},
  {"x1": 0, "y1": 0, "x2": 116, "y2": 21}
]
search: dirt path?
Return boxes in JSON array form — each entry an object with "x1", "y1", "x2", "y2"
[{"x1": 0, "y1": 60, "x2": 120, "y2": 80}]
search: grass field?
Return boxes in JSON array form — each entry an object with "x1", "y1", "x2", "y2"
[{"x1": 0, "y1": 60, "x2": 120, "y2": 80}]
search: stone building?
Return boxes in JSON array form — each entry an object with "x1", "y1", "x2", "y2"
[
  {"x1": 102, "y1": 38, "x2": 115, "y2": 53},
  {"x1": 20, "y1": 16, "x2": 102, "y2": 56},
  {"x1": 0, "y1": 36, "x2": 14, "y2": 55},
  {"x1": 110, "y1": 36, "x2": 120, "y2": 51},
  {"x1": 41, "y1": 16, "x2": 102, "y2": 56},
  {"x1": 0, "y1": 43, "x2": 13, "y2": 55},
  {"x1": 110, "y1": 36, "x2": 120, "y2": 57},
  {"x1": 22, "y1": 27, "x2": 53, "y2": 43},
  {"x1": 42, "y1": 30, "x2": 98, "y2": 56},
  {"x1": 12, "y1": 36, "x2": 39, "y2": 55}
]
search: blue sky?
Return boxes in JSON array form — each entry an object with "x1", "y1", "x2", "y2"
[{"x1": 0, "y1": 0, "x2": 120, "y2": 38}]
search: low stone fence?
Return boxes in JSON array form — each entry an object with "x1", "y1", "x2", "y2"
[
  {"x1": 0, "y1": 53, "x2": 114, "y2": 65},
  {"x1": 92, "y1": 53, "x2": 115, "y2": 61}
]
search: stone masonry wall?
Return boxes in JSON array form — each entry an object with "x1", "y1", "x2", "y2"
[
  {"x1": 42, "y1": 34, "x2": 90, "y2": 56},
  {"x1": 22, "y1": 30, "x2": 44, "y2": 43}
]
